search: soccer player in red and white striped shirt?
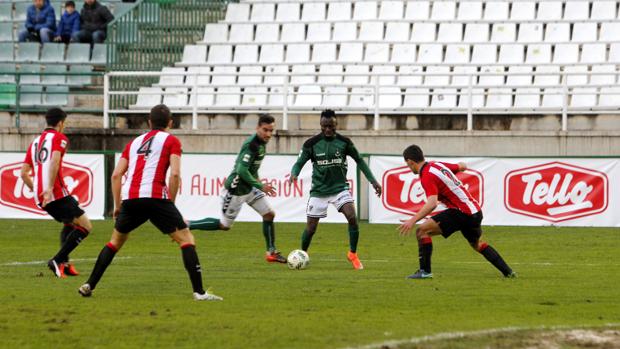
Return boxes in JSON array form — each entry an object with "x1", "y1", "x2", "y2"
[
  {"x1": 398, "y1": 145, "x2": 515, "y2": 279},
  {"x1": 20, "y1": 108, "x2": 92, "y2": 278},
  {"x1": 78, "y1": 104, "x2": 221, "y2": 301}
]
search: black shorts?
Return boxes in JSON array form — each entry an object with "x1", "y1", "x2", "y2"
[
  {"x1": 114, "y1": 198, "x2": 187, "y2": 235},
  {"x1": 431, "y1": 209, "x2": 483, "y2": 244},
  {"x1": 43, "y1": 196, "x2": 85, "y2": 224}
]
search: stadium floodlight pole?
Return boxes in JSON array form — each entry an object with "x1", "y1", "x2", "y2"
[
  {"x1": 373, "y1": 75, "x2": 380, "y2": 130},
  {"x1": 561, "y1": 72, "x2": 568, "y2": 132},
  {"x1": 282, "y1": 75, "x2": 289, "y2": 130},
  {"x1": 103, "y1": 73, "x2": 110, "y2": 129},
  {"x1": 467, "y1": 74, "x2": 473, "y2": 131},
  {"x1": 191, "y1": 72, "x2": 198, "y2": 130}
]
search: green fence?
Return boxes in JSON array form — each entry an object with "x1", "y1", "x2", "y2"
[{"x1": 106, "y1": 0, "x2": 232, "y2": 117}]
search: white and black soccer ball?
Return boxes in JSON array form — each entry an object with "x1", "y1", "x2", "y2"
[{"x1": 287, "y1": 249, "x2": 310, "y2": 270}]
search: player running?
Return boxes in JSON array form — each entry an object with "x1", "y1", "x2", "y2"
[
  {"x1": 398, "y1": 144, "x2": 516, "y2": 279},
  {"x1": 78, "y1": 104, "x2": 222, "y2": 301},
  {"x1": 188, "y1": 114, "x2": 286, "y2": 264},
  {"x1": 21, "y1": 108, "x2": 92, "y2": 278},
  {"x1": 290, "y1": 110, "x2": 382, "y2": 270}
]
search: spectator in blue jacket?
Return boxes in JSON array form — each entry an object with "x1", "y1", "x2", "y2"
[
  {"x1": 18, "y1": 0, "x2": 57, "y2": 43},
  {"x1": 54, "y1": 1, "x2": 80, "y2": 44}
]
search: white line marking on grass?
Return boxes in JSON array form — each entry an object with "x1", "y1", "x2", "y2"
[
  {"x1": 343, "y1": 323, "x2": 620, "y2": 349},
  {"x1": 1, "y1": 256, "x2": 133, "y2": 266}
]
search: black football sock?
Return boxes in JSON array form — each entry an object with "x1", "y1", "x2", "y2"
[
  {"x1": 59, "y1": 224, "x2": 74, "y2": 263},
  {"x1": 479, "y1": 243, "x2": 513, "y2": 276},
  {"x1": 181, "y1": 244, "x2": 205, "y2": 294},
  {"x1": 53, "y1": 226, "x2": 89, "y2": 264},
  {"x1": 262, "y1": 220, "x2": 276, "y2": 252},
  {"x1": 348, "y1": 225, "x2": 359, "y2": 253},
  {"x1": 86, "y1": 243, "x2": 118, "y2": 290},
  {"x1": 418, "y1": 237, "x2": 433, "y2": 273},
  {"x1": 301, "y1": 229, "x2": 314, "y2": 251},
  {"x1": 189, "y1": 217, "x2": 221, "y2": 231}
]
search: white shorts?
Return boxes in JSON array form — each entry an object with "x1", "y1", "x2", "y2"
[
  {"x1": 306, "y1": 190, "x2": 354, "y2": 218},
  {"x1": 220, "y1": 188, "x2": 273, "y2": 227}
]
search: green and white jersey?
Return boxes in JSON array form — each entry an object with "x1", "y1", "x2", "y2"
[
  {"x1": 224, "y1": 134, "x2": 266, "y2": 195},
  {"x1": 290, "y1": 133, "x2": 377, "y2": 198}
]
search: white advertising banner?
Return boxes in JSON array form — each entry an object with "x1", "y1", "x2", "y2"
[
  {"x1": 369, "y1": 156, "x2": 620, "y2": 227},
  {"x1": 115, "y1": 153, "x2": 358, "y2": 223},
  {"x1": 0, "y1": 153, "x2": 106, "y2": 219}
]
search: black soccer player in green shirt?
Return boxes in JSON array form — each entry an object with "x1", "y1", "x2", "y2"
[
  {"x1": 189, "y1": 115, "x2": 286, "y2": 263},
  {"x1": 290, "y1": 110, "x2": 382, "y2": 269}
]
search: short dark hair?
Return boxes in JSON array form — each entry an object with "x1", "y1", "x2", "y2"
[
  {"x1": 149, "y1": 104, "x2": 172, "y2": 129},
  {"x1": 65, "y1": 1, "x2": 75, "y2": 7},
  {"x1": 320, "y1": 109, "x2": 336, "y2": 119},
  {"x1": 258, "y1": 114, "x2": 275, "y2": 126},
  {"x1": 403, "y1": 144, "x2": 425, "y2": 163},
  {"x1": 45, "y1": 108, "x2": 67, "y2": 127}
]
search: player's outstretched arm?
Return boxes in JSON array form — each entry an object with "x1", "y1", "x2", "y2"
[
  {"x1": 168, "y1": 154, "x2": 181, "y2": 203},
  {"x1": 346, "y1": 141, "x2": 382, "y2": 196},
  {"x1": 20, "y1": 163, "x2": 34, "y2": 191},
  {"x1": 290, "y1": 146, "x2": 311, "y2": 182},
  {"x1": 398, "y1": 195, "x2": 438, "y2": 236},
  {"x1": 111, "y1": 157, "x2": 128, "y2": 218}
]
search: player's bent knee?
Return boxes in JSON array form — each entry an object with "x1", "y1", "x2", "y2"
[
  {"x1": 263, "y1": 211, "x2": 275, "y2": 221},
  {"x1": 171, "y1": 228, "x2": 195, "y2": 246}
]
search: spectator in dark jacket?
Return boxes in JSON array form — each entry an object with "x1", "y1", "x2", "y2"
[
  {"x1": 54, "y1": 1, "x2": 80, "y2": 44},
  {"x1": 18, "y1": 0, "x2": 57, "y2": 43},
  {"x1": 71, "y1": 0, "x2": 114, "y2": 44}
]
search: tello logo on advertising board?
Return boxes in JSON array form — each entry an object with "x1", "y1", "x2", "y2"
[
  {"x1": 0, "y1": 162, "x2": 94, "y2": 215},
  {"x1": 382, "y1": 165, "x2": 483, "y2": 216},
  {"x1": 504, "y1": 162, "x2": 608, "y2": 222}
]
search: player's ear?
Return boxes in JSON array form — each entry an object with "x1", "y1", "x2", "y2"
[{"x1": 167, "y1": 119, "x2": 173, "y2": 129}]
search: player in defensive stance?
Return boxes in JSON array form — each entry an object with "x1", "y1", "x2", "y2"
[
  {"x1": 78, "y1": 105, "x2": 222, "y2": 301},
  {"x1": 188, "y1": 115, "x2": 286, "y2": 264},
  {"x1": 290, "y1": 110, "x2": 382, "y2": 270},
  {"x1": 398, "y1": 144, "x2": 516, "y2": 279},
  {"x1": 21, "y1": 108, "x2": 92, "y2": 278}
]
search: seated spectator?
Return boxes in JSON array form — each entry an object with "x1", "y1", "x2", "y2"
[
  {"x1": 54, "y1": 1, "x2": 80, "y2": 44},
  {"x1": 71, "y1": 0, "x2": 114, "y2": 44},
  {"x1": 18, "y1": 0, "x2": 57, "y2": 44}
]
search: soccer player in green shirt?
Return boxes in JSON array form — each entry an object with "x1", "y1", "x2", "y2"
[
  {"x1": 290, "y1": 110, "x2": 382, "y2": 269},
  {"x1": 188, "y1": 115, "x2": 286, "y2": 263}
]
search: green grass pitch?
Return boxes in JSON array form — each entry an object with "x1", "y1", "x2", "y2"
[{"x1": 0, "y1": 219, "x2": 618, "y2": 348}]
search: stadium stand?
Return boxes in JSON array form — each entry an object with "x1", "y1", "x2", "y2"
[
  {"x1": 0, "y1": 0, "x2": 129, "y2": 109},
  {"x1": 128, "y1": 0, "x2": 620, "y2": 116}
]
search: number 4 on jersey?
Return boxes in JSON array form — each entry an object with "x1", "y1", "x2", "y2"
[{"x1": 137, "y1": 137, "x2": 154, "y2": 158}]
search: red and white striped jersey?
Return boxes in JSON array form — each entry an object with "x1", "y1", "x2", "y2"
[
  {"x1": 121, "y1": 130, "x2": 182, "y2": 200},
  {"x1": 419, "y1": 161, "x2": 481, "y2": 215},
  {"x1": 24, "y1": 128, "x2": 70, "y2": 206}
]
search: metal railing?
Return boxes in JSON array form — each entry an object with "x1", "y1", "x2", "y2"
[
  {"x1": 103, "y1": 68, "x2": 620, "y2": 131},
  {"x1": 105, "y1": 0, "x2": 233, "y2": 112}
]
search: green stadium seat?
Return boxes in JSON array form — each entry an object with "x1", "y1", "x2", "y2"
[
  {"x1": 19, "y1": 84, "x2": 43, "y2": 106},
  {"x1": 41, "y1": 43, "x2": 65, "y2": 63},
  {"x1": 0, "y1": 84, "x2": 17, "y2": 107},
  {"x1": 19, "y1": 64, "x2": 41, "y2": 84},
  {"x1": 0, "y1": 3, "x2": 13, "y2": 22},
  {"x1": 0, "y1": 23, "x2": 14, "y2": 42},
  {"x1": 91, "y1": 44, "x2": 106, "y2": 64},
  {"x1": 67, "y1": 64, "x2": 92, "y2": 85},
  {"x1": 42, "y1": 64, "x2": 66, "y2": 84},
  {"x1": 0, "y1": 63, "x2": 16, "y2": 83},
  {"x1": 44, "y1": 85, "x2": 69, "y2": 106},
  {"x1": 0, "y1": 43, "x2": 14, "y2": 61},
  {"x1": 16, "y1": 43, "x2": 40, "y2": 62},
  {"x1": 14, "y1": 2, "x2": 30, "y2": 22},
  {"x1": 66, "y1": 43, "x2": 90, "y2": 63}
]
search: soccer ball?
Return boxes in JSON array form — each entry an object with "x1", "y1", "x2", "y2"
[{"x1": 287, "y1": 249, "x2": 310, "y2": 270}]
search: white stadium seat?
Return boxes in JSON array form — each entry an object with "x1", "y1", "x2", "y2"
[
  {"x1": 514, "y1": 88, "x2": 540, "y2": 108},
  {"x1": 511, "y1": 2, "x2": 535, "y2": 20},
  {"x1": 463, "y1": 24, "x2": 489, "y2": 43},
  {"x1": 405, "y1": 1, "x2": 429, "y2": 20},
  {"x1": 344, "y1": 64, "x2": 370, "y2": 85},
  {"x1": 251, "y1": 3, "x2": 275, "y2": 22},
  {"x1": 242, "y1": 87, "x2": 268, "y2": 107},
  {"x1": 238, "y1": 66, "x2": 263, "y2": 86},
  {"x1": 479, "y1": 65, "x2": 505, "y2": 86},
  {"x1": 338, "y1": 43, "x2": 364, "y2": 62},
  {"x1": 188, "y1": 87, "x2": 215, "y2": 107},
  {"x1": 431, "y1": 88, "x2": 457, "y2": 108},
  {"x1": 379, "y1": 1, "x2": 404, "y2": 20},
  {"x1": 364, "y1": 44, "x2": 390, "y2": 63},
  {"x1": 264, "y1": 65, "x2": 288, "y2": 85},
  {"x1": 564, "y1": 65, "x2": 588, "y2": 87},
  {"x1": 572, "y1": 23, "x2": 597, "y2": 42},
  {"x1": 385, "y1": 23, "x2": 410, "y2": 42},
  {"x1": 424, "y1": 66, "x2": 450, "y2": 87},
  {"x1": 182, "y1": 45, "x2": 207, "y2": 65},
  {"x1": 553, "y1": 44, "x2": 579, "y2": 64},
  {"x1": 207, "y1": 45, "x2": 232, "y2": 64},
  {"x1": 159, "y1": 67, "x2": 185, "y2": 86},
  {"x1": 291, "y1": 64, "x2": 315, "y2": 85},
  {"x1": 452, "y1": 66, "x2": 477, "y2": 87},
  {"x1": 307, "y1": 23, "x2": 331, "y2": 42},
  {"x1": 437, "y1": 23, "x2": 463, "y2": 42},
  {"x1": 371, "y1": 65, "x2": 397, "y2": 86},
  {"x1": 391, "y1": 44, "x2": 416, "y2": 63},
  {"x1": 323, "y1": 86, "x2": 348, "y2": 108},
  {"x1": 564, "y1": 1, "x2": 589, "y2": 20},
  {"x1": 431, "y1": 1, "x2": 455, "y2": 20},
  {"x1": 537, "y1": 2, "x2": 562, "y2": 20},
  {"x1": 525, "y1": 44, "x2": 551, "y2": 64},
  {"x1": 281, "y1": 23, "x2": 305, "y2": 43},
  {"x1": 267, "y1": 87, "x2": 294, "y2": 107},
  {"x1": 285, "y1": 44, "x2": 310, "y2": 63},
  {"x1": 302, "y1": 3, "x2": 326, "y2": 21},
  {"x1": 506, "y1": 66, "x2": 533, "y2": 87},
  {"x1": 163, "y1": 87, "x2": 188, "y2": 108},
  {"x1": 398, "y1": 65, "x2": 423, "y2": 86},
  {"x1": 417, "y1": 44, "x2": 443, "y2": 64},
  {"x1": 457, "y1": 88, "x2": 484, "y2": 109},
  {"x1": 457, "y1": 1, "x2": 482, "y2": 20},
  {"x1": 359, "y1": 22, "x2": 385, "y2": 41},
  {"x1": 541, "y1": 88, "x2": 563, "y2": 108},
  {"x1": 233, "y1": 45, "x2": 258, "y2": 64},
  {"x1": 259, "y1": 44, "x2": 284, "y2": 64},
  {"x1": 333, "y1": 23, "x2": 357, "y2": 41},
  {"x1": 600, "y1": 23, "x2": 620, "y2": 41},
  {"x1": 136, "y1": 87, "x2": 162, "y2": 107},
  {"x1": 609, "y1": 44, "x2": 620, "y2": 63},
  {"x1": 518, "y1": 24, "x2": 543, "y2": 43},
  {"x1": 226, "y1": 3, "x2": 250, "y2": 22},
  {"x1": 349, "y1": 87, "x2": 375, "y2": 108},
  {"x1": 590, "y1": 65, "x2": 617, "y2": 86},
  {"x1": 411, "y1": 23, "x2": 436, "y2": 43},
  {"x1": 534, "y1": 66, "x2": 560, "y2": 87},
  {"x1": 570, "y1": 88, "x2": 597, "y2": 108},
  {"x1": 379, "y1": 87, "x2": 402, "y2": 109},
  {"x1": 353, "y1": 1, "x2": 377, "y2": 20},
  {"x1": 471, "y1": 44, "x2": 497, "y2": 64},
  {"x1": 327, "y1": 2, "x2": 352, "y2": 21},
  {"x1": 498, "y1": 44, "x2": 524, "y2": 64},
  {"x1": 591, "y1": 1, "x2": 617, "y2": 20},
  {"x1": 184, "y1": 66, "x2": 206, "y2": 87},
  {"x1": 215, "y1": 87, "x2": 241, "y2": 107},
  {"x1": 581, "y1": 44, "x2": 606, "y2": 64},
  {"x1": 599, "y1": 87, "x2": 620, "y2": 107},
  {"x1": 544, "y1": 23, "x2": 569, "y2": 43},
  {"x1": 318, "y1": 64, "x2": 343, "y2": 85},
  {"x1": 312, "y1": 43, "x2": 337, "y2": 63},
  {"x1": 490, "y1": 23, "x2": 516, "y2": 43},
  {"x1": 484, "y1": 2, "x2": 509, "y2": 20},
  {"x1": 276, "y1": 3, "x2": 300, "y2": 21},
  {"x1": 203, "y1": 23, "x2": 227, "y2": 43},
  {"x1": 211, "y1": 66, "x2": 237, "y2": 86},
  {"x1": 294, "y1": 86, "x2": 322, "y2": 107},
  {"x1": 486, "y1": 88, "x2": 513, "y2": 108},
  {"x1": 404, "y1": 88, "x2": 429, "y2": 108},
  {"x1": 255, "y1": 24, "x2": 279, "y2": 43},
  {"x1": 445, "y1": 44, "x2": 470, "y2": 64}
]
